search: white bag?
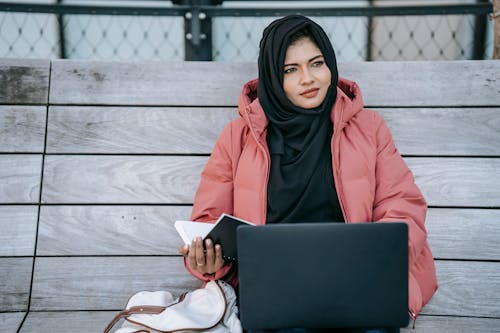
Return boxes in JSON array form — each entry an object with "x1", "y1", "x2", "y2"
[{"x1": 104, "y1": 280, "x2": 242, "y2": 333}]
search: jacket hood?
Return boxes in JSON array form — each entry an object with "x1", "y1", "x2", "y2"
[{"x1": 238, "y1": 77, "x2": 365, "y2": 140}]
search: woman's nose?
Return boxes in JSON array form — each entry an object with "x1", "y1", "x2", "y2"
[{"x1": 300, "y1": 68, "x2": 314, "y2": 85}]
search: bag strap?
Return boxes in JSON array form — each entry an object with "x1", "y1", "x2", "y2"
[{"x1": 103, "y1": 306, "x2": 165, "y2": 333}]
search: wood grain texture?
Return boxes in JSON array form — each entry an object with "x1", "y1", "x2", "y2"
[
  {"x1": 37, "y1": 205, "x2": 192, "y2": 255},
  {"x1": 426, "y1": 208, "x2": 500, "y2": 261},
  {"x1": 379, "y1": 107, "x2": 500, "y2": 156},
  {"x1": 30, "y1": 257, "x2": 200, "y2": 311},
  {"x1": 0, "y1": 312, "x2": 26, "y2": 333},
  {"x1": 407, "y1": 158, "x2": 500, "y2": 207},
  {"x1": 49, "y1": 60, "x2": 500, "y2": 107},
  {"x1": 423, "y1": 261, "x2": 500, "y2": 318},
  {"x1": 0, "y1": 206, "x2": 37, "y2": 256},
  {"x1": 0, "y1": 258, "x2": 32, "y2": 312},
  {"x1": 401, "y1": 315, "x2": 500, "y2": 333},
  {"x1": 0, "y1": 155, "x2": 42, "y2": 203},
  {"x1": 49, "y1": 60, "x2": 257, "y2": 106},
  {"x1": 20, "y1": 311, "x2": 116, "y2": 333},
  {"x1": 41, "y1": 155, "x2": 206, "y2": 204},
  {"x1": 45, "y1": 106, "x2": 500, "y2": 156},
  {"x1": 0, "y1": 106, "x2": 46, "y2": 153},
  {"x1": 0, "y1": 59, "x2": 50, "y2": 104},
  {"x1": 46, "y1": 106, "x2": 236, "y2": 154},
  {"x1": 42, "y1": 155, "x2": 500, "y2": 207},
  {"x1": 17, "y1": 312, "x2": 500, "y2": 333}
]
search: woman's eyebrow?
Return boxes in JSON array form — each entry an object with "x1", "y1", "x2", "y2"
[{"x1": 284, "y1": 54, "x2": 324, "y2": 67}]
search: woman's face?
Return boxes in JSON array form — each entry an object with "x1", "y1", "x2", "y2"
[{"x1": 283, "y1": 37, "x2": 331, "y2": 109}]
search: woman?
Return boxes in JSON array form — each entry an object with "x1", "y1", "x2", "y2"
[{"x1": 179, "y1": 15, "x2": 437, "y2": 332}]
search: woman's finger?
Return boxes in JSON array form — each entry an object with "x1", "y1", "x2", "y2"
[
  {"x1": 204, "y1": 239, "x2": 215, "y2": 272},
  {"x1": 195, "y1": 237, "x2": 205, "y2": 267},
  {"x1": 187, "y1": 239, "x2": 197, "y2": 269},
  {"x1": 214, "y1": 244, "x2": 224, "y2": 271}
]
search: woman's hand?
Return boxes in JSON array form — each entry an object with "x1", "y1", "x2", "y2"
[{"x1": 178, "y1": 237, "x2": 225, "y2": 274}]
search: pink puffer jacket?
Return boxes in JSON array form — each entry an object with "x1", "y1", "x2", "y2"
[{"x1": 187, "y1": 77, "x2": 438, "y2": 318}]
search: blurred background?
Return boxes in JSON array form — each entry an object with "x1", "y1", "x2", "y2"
[{"x1": 0, "y1": 0, "x2": 495, "y2": 62}]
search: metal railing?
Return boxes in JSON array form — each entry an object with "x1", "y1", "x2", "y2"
[{"x1": 0, "y1": 1, "x2": 494, "y2": 61}]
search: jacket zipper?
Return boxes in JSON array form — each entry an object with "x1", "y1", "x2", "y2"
[
  {"x1": 331, "y1": 105, "x2": 349, "y2": 223},
  {"x1": 244, "y1": 107, "x2": 270, "y2": 224}
]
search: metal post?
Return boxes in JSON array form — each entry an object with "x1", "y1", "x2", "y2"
[
  {"x1": 473, "y1": 0, "x2": 488, "y2": 59},
  {"x1": 174, "y1": 0, "x2": 220, "y2": 61},
  {"x1": 366, "y1": 0, "x2": 374, "y2": 61},
  {"x1": 57, "y1": 0, "x2": 66, "y2": 58}
]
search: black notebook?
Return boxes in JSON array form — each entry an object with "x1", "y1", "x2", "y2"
[{"x1": 175, "y1": 213, "x2": 255, "y2": 262}]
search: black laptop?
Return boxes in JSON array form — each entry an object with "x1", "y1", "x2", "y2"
[{"x1": 236, "y1": 222, "x2": 409, "y2": 330}]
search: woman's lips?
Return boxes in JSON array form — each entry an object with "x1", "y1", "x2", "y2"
[{"x1": 300, "y1": 88, "x2": 319, "y2": 98}]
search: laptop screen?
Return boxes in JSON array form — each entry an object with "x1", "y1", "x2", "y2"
[{"x1": 237, "y1": 222, "x2": 409, "y2": 330}]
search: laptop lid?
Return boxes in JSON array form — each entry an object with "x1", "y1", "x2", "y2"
[{"x1": 237, "y1": 222, "x2": 408, "y2": 330}]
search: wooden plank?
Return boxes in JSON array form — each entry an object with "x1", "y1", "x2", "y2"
[
  {"x1": 41, "y1": 155, "x2": 206, "y2": 204},
  {"x1": 49, "y1": 60, "x2": 500, "y2": 107},
  {"x1": 20, "y1": 311, "x2": 117, "y2": 333},
  {"x1": 0, "y1": 59, "x2": 50, "y2": 104},
  {"x1": 401, "y1": 315, "x2": 500, "y2": 333},
  {"x1": 30, "y1": 257, "x2": 200, "y2": 311},
  {"x1": 46, "y1": 106, "x2": 500, "y2": 156},
  {"x1": 49, "y1": 60, "x2": 256, "y2": 106},
  {"x1": 0, "y1": 155, "x2": 42, "y2": 203},
  {"x1": 422, "y1": 261, "x2": 500, "y2": 318},
  {"x1": 0, "y1": 258, "x2": 32, "y2": 312},
  {"x1": 408, "y1": 158, "x2": 500, "y2": 207},
  {"x1": 36, "y1": 205, "x2": 500, "y2": 260},
  {"x1": 46, "y1": 106, "x2": 236, "y2": 154},
  {"x1": 37, "y1": 205, "x2": 192, "y2": 255},
  {"x1": 17, "y1": 312, "x2": 500, "y2": 333},
  {"x1": 43, "y1": 156, "x2": 500, "y2": 207},
  {"x1": 0, "y1": 206, "x2": 37, "y2": 256},
  {"x1": 379, "y1": 107, "x2": 500, "y2": 156},
  {"x1": 0, "y1": 312, "x2": 26, "y2": 333},
  {"x1": 426, "y1": 208, "x2": 500, "y2": 261},
  {"x1": 0, "y1": 106, "x2": 46, "y2": 153}
]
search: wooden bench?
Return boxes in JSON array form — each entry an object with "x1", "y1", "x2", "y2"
[{"x1": 1, "y1": 58, "x2": 499, "y2": 332}]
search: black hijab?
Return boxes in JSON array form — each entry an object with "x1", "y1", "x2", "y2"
[{"x1": 258, "y1": 15, "x2": 344, "y2": 223}]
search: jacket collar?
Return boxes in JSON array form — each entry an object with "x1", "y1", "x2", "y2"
[{"x1": 238, "y1": 76, "x2": 364, "y2": 142}]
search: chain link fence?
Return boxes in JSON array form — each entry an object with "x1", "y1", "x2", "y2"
[{"x1": 0, "y1": 0, "x2": 494, "y2": 61}]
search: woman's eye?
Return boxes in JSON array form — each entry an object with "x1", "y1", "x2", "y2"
[
  {"x1": 284, "y1": 67, "x2": 296, "y2": 74},
  {"x1": 312, "y1": 60, "x2": 324, "y2": 67}
]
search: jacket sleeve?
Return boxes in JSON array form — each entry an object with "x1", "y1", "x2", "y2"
[
  {"x1": 371, "y1": 112, "x2": 428, "y2": 265},
  {"x1": 184, "y1": 121, "x2": 237, "y2": 283}
]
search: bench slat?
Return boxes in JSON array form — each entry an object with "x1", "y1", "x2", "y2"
[
  {"x1": 42, "y1": 156, "x2": 500, "y2": 207},
  {"x1": 401, "y1": 315, "x2": 500, "y2": 333},
  {"x1": 46, "y1": 106, "x2": 236, "y2": 154},
  {"x1": 29, "y1": 259, "x2": 499, "y2": 318},
  {"x1": 0, "y1": 312, "x2": 26, "y2": 333},
  {"x1": 36, "y1": 205, "x2": 500, "y2": 261},
  {"x1": 407, "y1": 158, "x2": 500, "y2": 207},
  {"x1": 49, "y1": 60, "x2": 500, "y2": 107},
  {"x1": 30, "y1": 257, "x2": 200, "y2": 311},
  {"x1": 37, "y1": 205, "x2": 192, "y2": 256},
  {"x1": 426, "y1": 208, "x2": 500, "y2": 261},
  {"x1": 17, "y1": 311, "x2": 500, "y2": 333},
  {"x1": 0, "y1": 59, "x2": 50, "y2": 105},
  {"x1": 0, "y1": 258, "x2": 32, "y2": 312},
  {"x1": 20, "y1": 311, "x2": 116, "y2": 333},
  {"x1": 0, "y1": 206, "x2": 37, "y2": 256},
  {"x1": 46, "y1": 106, "x2": 500, "y2": 156},
  {"x1": 423, "y1": 261, "x2": 500, "y2": 318},
  {"x1": 41, "y1": 155, "x2": 206, "y2": 204},
  {"x1": 0, "y1": 155, "x2": 42, "y2": 203},
  {"x1": 0, "y1": 106, "x2": 46, "y2": 153}
]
